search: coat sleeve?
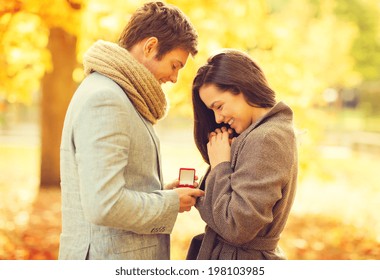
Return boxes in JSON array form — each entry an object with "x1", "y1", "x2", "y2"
[
  {"x1": 73, "y1": 88, "x2": 179, "y2": 234},
  {"x1": 196, "y1": 130, "x2": 294, "y2": 245}
]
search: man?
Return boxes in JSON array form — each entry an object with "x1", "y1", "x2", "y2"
[{"x1": 59, "y1": 1, "x2": 203, "y2": 260}]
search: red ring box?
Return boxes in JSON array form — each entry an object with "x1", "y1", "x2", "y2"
[{"x1": 178, "y1": 168, "x2": 196, "y2": 188}]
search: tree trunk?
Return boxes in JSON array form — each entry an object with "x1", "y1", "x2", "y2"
[{"x1": 40, "y1": 27, "x2": 77, "y2": 187}]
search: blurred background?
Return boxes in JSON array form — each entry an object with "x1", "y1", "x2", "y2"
[{"x1": 0, "y1": 0, "x2": 379, "y2": 260}]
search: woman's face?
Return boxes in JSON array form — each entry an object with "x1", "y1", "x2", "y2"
[{"x1": 199, "y1": 84, "x2": 256, "y2": 134}]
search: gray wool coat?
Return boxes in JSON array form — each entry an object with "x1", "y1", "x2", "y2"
[{"x1": 195, "y1": 101, "x2": 298, "y2": 260}]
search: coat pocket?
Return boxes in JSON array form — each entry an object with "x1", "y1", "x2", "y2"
[{"x1": 111, "y1": 233, "x2": 158, "y2": 256}]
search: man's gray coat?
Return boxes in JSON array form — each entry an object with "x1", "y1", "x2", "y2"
[{"x1": 59, "y1": 73, "x2": 179, "y2": 260}]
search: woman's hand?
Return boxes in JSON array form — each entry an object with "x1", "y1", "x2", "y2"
[{"x1": 207, "y1": 127, "x2": 235, "y2": 169}]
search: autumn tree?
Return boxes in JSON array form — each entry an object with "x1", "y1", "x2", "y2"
[
  {"x1": 1, "y1": 0, "x2": 379, "y2": 187},
  {"x1": 39, "y1": 1, "x2": 83, "y2": 187},
  {"x1": 0, "y1": 0, "x2": 83, "y2": 187}
]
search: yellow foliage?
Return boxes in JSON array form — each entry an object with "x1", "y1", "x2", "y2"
[
  {"x1": 0, "y1": 0, "x2": 364, "y2": 106},
  {"x1": 0, "y1": 0, "x2": 375, "y2": 176},
  {"x1": 0, "y1": 12, "x2": 49, "y2": 104}
]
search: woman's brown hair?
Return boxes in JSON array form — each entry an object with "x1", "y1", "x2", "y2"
[
  {"x1": 118, "y1": 1, "x2": 198, "y2": 59},
  {"x1": 192, "y1": 49, "x2": 276, "y2": 164}
]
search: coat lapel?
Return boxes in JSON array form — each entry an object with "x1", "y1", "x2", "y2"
[{"x1": 135, "y1": 111, "x2": 164, "y2": 187}]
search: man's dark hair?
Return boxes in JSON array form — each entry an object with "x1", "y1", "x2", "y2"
[{"x1": 118, "y1": 1, "x2": 198, "y2": 59}]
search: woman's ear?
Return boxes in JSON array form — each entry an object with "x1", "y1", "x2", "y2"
[{"x1": 143, "y1": 37, "x2": 159, "y2": 57}]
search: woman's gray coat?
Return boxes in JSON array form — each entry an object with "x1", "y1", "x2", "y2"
[{"x1": 195, "y1": 101, "x2": 298, "y2": 259}]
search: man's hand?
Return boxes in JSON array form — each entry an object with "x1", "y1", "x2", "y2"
[
  {"x1": 164, "y1": 176, "x2": 199, "y2": 190},
  {"x1": 173, "y1": 187, "x2": 204, "y2": 212}
]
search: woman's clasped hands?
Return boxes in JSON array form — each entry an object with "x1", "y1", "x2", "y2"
[{"x1": 207, "y1": 127, "x2": 236, "y2": 169}]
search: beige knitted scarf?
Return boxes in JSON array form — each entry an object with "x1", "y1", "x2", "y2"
[{"x1": 83, "y1": 40, "x2": 167, "y2": 124}]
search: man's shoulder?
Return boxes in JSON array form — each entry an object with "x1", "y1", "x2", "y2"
[
  {"x1": 75, "y1": 72, "x2": 131, "y2": 105},
  {"x1": 81, "y1": 72, "x2": 122, "y2": 92}
]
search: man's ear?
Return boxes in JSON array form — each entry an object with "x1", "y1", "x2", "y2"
[{"x1": 143, "y1": 37, "x2": 159, "y2": 57}]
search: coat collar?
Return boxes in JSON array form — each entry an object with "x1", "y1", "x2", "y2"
[{"x1": 230, "y1": 101, "x2": 293, "y2": 169}]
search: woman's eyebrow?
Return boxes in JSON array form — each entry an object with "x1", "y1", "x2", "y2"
[{"x1": 208, "y1": 101, "x2": 219, "y2": 109}]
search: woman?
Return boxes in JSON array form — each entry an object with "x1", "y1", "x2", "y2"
[{"x1": 189, "y1": 49, "x2": 298, "y2": 260}]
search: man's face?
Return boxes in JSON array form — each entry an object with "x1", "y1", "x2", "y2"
[{"x1": 143, "y1": 46, "x2": 190, "y2": 84}]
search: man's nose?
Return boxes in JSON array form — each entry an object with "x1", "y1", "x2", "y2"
[{"x1": 169, "y1": 72, "x2": 178, "y2": 83}]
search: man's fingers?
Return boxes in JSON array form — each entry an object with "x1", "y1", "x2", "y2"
[
  {"x1": 175, "y1": 188, "x2": 204, "y2": 213},
  {"x1": 189, "y1": 188, "x2": 205, "y2": 197},
  {"x1": 179, "y1": 206, "x2": 191, "y2": 213}
]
